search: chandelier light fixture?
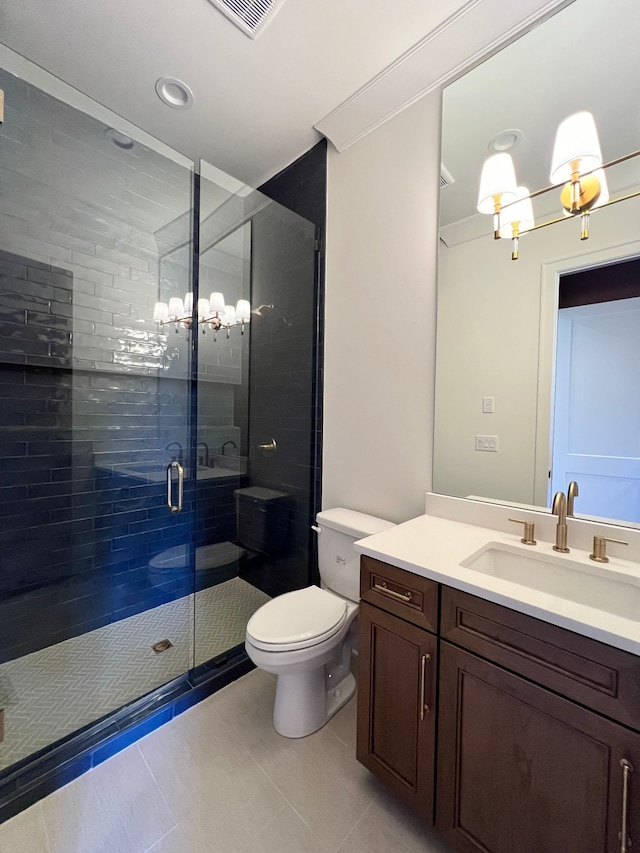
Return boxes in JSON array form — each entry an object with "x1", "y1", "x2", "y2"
[
  {"x1": 153, "y1": 292, "x2": 251, "y2": 339},
  {"x1": 477, "y1": 111, "x2": 639, "y2": 260}
]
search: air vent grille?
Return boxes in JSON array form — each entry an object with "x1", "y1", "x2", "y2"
[
  {"x1": 207, "y1": 0, "x2": 287, "y2": 38},
  {"x1": 440, "y1": 163, "x2": 455, "y2": 189}
]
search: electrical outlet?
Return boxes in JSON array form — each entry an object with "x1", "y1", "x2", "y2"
[
  {"x1": 475, "y1": 435, "x2": 499, "y2": 452},
  {"x1": 482, "y1": 396, "x2": 494, "y2": 413}
]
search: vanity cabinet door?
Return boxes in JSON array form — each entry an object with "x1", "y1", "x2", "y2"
[
  {"x1": 436, "y1": 641, "x2": 640, "y2": 853},
  {"x1": 356, "y1": 601, "x2": 437, "y2": 825}
]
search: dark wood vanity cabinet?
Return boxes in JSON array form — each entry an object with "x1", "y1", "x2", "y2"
[
  {"x1": 356, "y1": 556, "x2": 439, "y2": 824},
  {"x1": 357, "y1": 558, "x2": 640, "y2": 853},
  {"x1": 437, "y1": 641, "x2": 640, "y2": 853}
]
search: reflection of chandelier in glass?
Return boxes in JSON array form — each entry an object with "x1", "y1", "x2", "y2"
[{"x1": 153, "y1": 292, "x2": 251, "y2": 339}]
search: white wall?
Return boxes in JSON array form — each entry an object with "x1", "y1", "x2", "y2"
[{"x1": 323, "y1": 92, "x2": 441, "y2": 524}]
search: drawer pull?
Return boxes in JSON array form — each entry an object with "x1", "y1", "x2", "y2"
[
  {"x1": 373, "y1": 580, "x2": 413, "y2": 603},
  {"x1": 420, "y1": 653, "x2": 431, "y2": 720},
  {"x1": 620, "y1": 758, "x2": 634, "y2": 853}
]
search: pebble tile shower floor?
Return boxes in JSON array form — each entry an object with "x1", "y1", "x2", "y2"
[
  {"x1": 0, "y1": 669, "x2": 452, "y2": 853},
  {"x1": 0, "y1": 578, "x2": 270, "y2": 770}
]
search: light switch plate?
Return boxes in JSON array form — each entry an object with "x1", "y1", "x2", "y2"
[
  {"x1": 475, "y1": 435, "x2": 499, "y2": 452},
  {"x1": 482, "y1": 396, "x2": 494, "y2": 413}
]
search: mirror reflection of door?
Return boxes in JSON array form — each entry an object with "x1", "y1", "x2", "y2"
[{"x1": 550, "y1": 260, "x2": 640, "y2": 523}]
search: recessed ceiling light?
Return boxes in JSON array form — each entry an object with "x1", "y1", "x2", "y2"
[
  {"x1": 104, "y1": 128, "x2": 134, "y2": 150},
  {"x1": 488, "y1": 129, "x2": 523, "y2": 153},
  {"x1": 155, "y1": 77, "x2": 194, "y2": 110}
]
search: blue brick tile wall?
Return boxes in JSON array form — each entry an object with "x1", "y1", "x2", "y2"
[{"x1": 241, "y1": 142, "x2": 326, "y2": 596}]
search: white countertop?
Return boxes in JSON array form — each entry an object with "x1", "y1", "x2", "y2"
[{"x1": 354, "y1": 513, "x2": 640, "y2": 656}]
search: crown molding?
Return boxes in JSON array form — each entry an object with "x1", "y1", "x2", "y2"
[{"x1": 315, "y1": 0, "x2": 574, "y2": 152}]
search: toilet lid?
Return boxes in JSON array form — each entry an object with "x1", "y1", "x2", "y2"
[{"x1": 247, "y1": 586, "x2": 347, "y2": 650}]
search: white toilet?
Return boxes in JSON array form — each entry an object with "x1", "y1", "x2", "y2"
[{"x1": 245, "y1": 507, "x2": 395, "y2": 738}]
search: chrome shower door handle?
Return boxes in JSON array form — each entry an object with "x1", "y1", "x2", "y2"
[{"x1": 167, "y1": 461, "x2": 184, "y2": 513}]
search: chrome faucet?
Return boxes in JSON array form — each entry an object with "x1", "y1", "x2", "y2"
[
  {"x1": 567, "y1": 480, "x2": 579, "y2": 517},
  {"x1": 197, "y1": 441, "x2": 210, "y2": 467},
  {"x1": 551, "y1": 491, "x2": 570, "y2": 553}
]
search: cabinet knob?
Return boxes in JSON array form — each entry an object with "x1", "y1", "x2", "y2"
[{"x1": 508, "y1": 518, "x2": 536, "y2": 545}]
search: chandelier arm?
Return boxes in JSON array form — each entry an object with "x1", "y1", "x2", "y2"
[
  {"x1": 500, "y1": 148, "x2": 640, "y2": 214},
  {"x1": 505, "y1": 186, "x2": 640, "y2": 238}
]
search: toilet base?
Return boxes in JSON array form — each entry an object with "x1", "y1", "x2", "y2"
[{"x1": 273, "y1": 669, "x2": 356, "y2": 738}]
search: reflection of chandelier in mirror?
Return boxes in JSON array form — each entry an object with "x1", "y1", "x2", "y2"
[
  {"x1": 153, "y1": 292, "x2": 251, "y2": 339},
  {"x1": 478, "y1": 111, "x2": 640, "y2": 260}
]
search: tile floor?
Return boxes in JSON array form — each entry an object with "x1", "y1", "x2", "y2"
[
  {"x1": 0, "y1": 578, "x2": 270, "y2": 770},
  {"x1": 0, "y1": 668, "x2": 452, "y2": 853}
]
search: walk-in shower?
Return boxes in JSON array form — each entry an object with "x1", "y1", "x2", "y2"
[{"x1": 0, "y1": 61, "x2": 322, "y2": 805}]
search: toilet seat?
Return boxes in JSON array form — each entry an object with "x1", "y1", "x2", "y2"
[{"x1": 246, "y1": 586, "x2": 348, "y2": 652}]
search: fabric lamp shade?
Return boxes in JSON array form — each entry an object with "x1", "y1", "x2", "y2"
[
  {"x1": 236, "y1": 299, "x2": 251, "y2": 322},
  {"x1": 499, "y1": 187, "x2": 535, "y2": 237},
  {"x1": 168, "y1": 297, "x2": 184, "y2": 319},
  {"x1": 477, "y1": 153, "x2": 518, "y2": 213},
  {"x1": 153, "y1": 302, "x2": 169, "y2": 323},
  {"x1": 197, "y1": 298, "x2": 210, "y2": 321},
  {"x1": 550, "y1": 111, "x2": 602, "y2": 184},
  {"x1": 209, "y1": 292, "x2": 225, "y2": 314}
]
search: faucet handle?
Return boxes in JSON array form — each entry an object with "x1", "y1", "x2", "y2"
[
  {"x1": 508, "y1": 518, "x2": 537, "y2": 546},
  {"x1": 589, "y1": 536, "x2": 628, "y2": 564}
]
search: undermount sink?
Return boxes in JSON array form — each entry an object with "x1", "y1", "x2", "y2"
[{"x1": 460, "y1": 542, "x2": 640, "y2": 621}]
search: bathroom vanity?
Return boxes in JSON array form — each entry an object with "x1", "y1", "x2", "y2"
[{"x1": 355, "y1": 513, "x2": 640, "y2": 853}]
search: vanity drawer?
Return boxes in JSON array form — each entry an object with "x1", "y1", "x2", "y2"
[
  {"x1": 360, "y1": 556, "x2": 438, "y2": 633},
  {"x1": 441, "y1": 586, "x2": 640, "y2": 731}
]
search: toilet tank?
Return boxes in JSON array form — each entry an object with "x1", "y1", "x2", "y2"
[
  {"x1": 315, "y1": 508, "x2": 395, "y2": 603},
  {"x1": 235, "y1": 486, "x2": 290, "y2": 555}
]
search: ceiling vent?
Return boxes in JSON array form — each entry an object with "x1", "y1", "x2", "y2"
[
  {"x1": 440, "y1": 163, "x2": 455, "y2": 189},
  {"x1": 207, "y1": 0, "x2": 287, "y2": 38}
]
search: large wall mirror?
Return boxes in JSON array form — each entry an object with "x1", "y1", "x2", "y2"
[{"x1": 435, "y1": 0, "x2": 640, "y2": 528}]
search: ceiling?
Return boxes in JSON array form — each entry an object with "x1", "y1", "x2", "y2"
[
  {"x1": 440, "y1": 0, "x2": 640, "y2": 242},
  {"x1": 0, "y1": 0, "x2": 473, "y2": 187},
  {"x1": 0, "y1": 0, "x2": 577, "y2": 188}
]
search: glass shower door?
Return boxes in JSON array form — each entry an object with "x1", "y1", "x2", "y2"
[
  {"x1": 0, "y1": 67, "x2": 196, "y2": 773},
  {"x1": 193, "y1": 161, "x2": 319, "y2": 667}
]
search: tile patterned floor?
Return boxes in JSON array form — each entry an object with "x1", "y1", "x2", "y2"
[
  {"x1": 0, "y1": 578, "x2": 270, "y2": 770},
  {"x1": 0, "y1": 669, "x2": 453, "y2": 853}
]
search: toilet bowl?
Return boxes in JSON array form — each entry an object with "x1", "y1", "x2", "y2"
[{"x1": 245, "y1": 508, "x2": 395, "y2": 738}]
